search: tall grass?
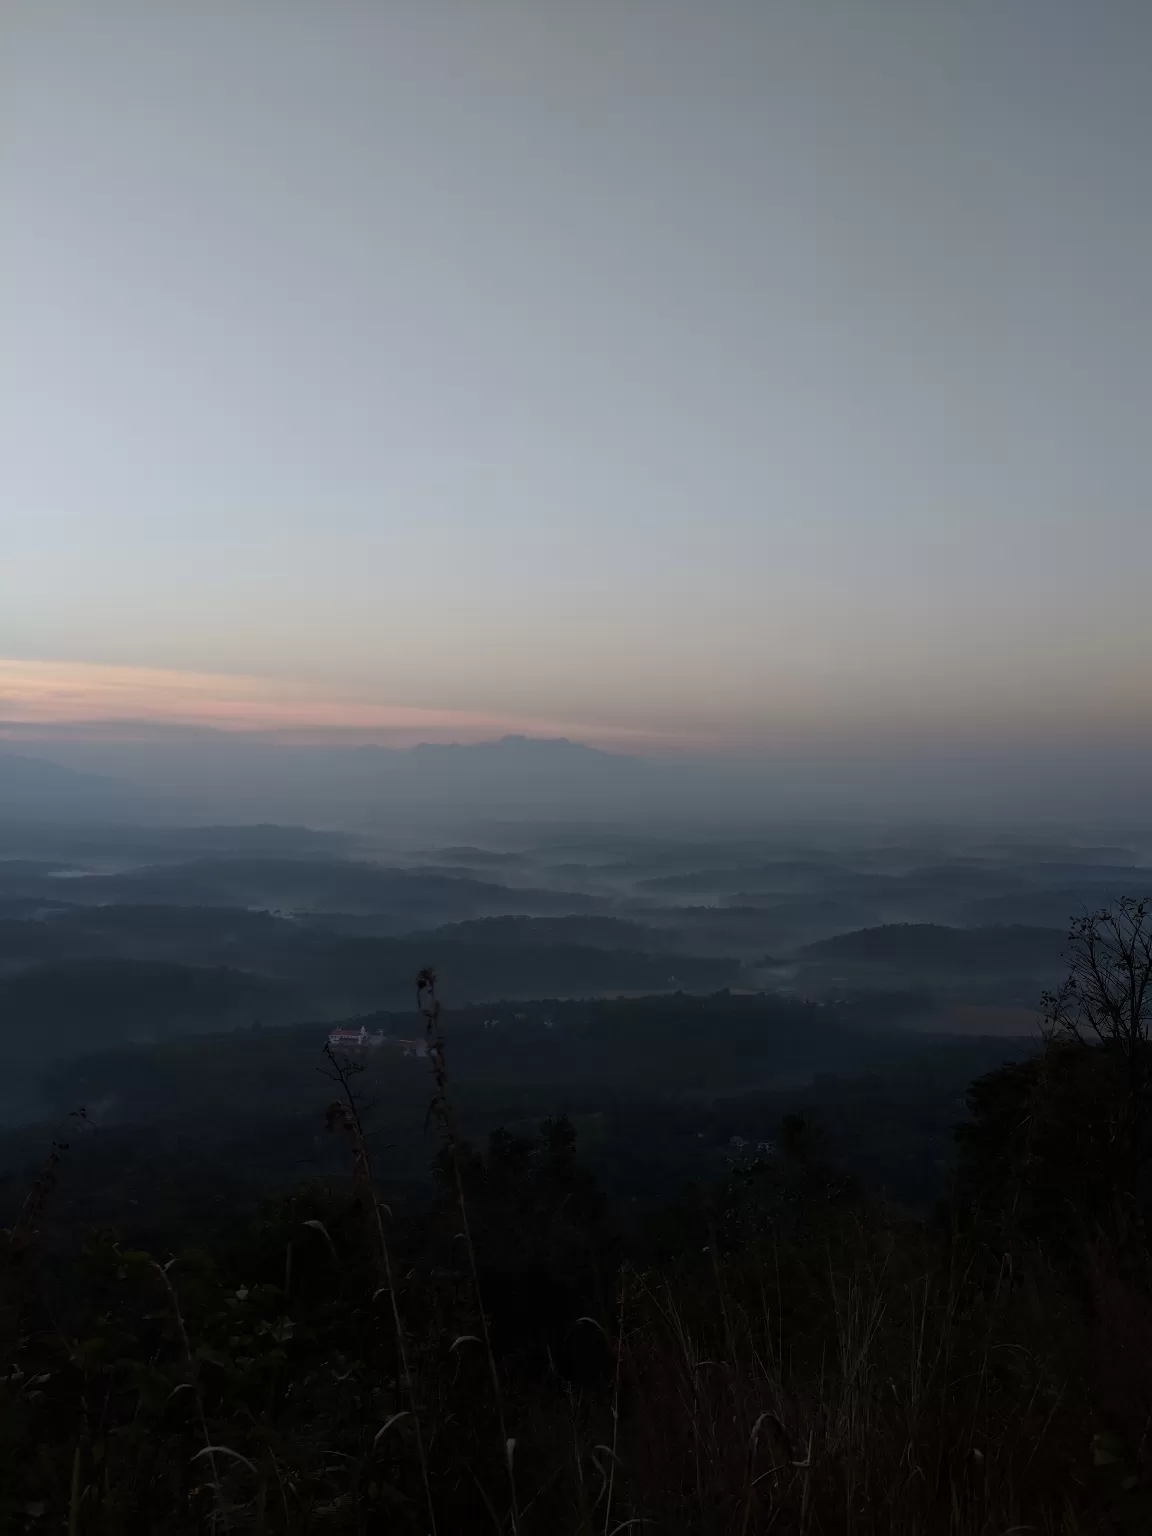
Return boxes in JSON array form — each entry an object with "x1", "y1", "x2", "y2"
[
  {"x1": 322, "y1": 1039, "x2": 438, "y2": 1536},
  {"x1": 617, "y1": 1220, "x2": 1084, "y2": 1534},
  {"x1": 4, "y1": 998, "x2": 1149, "y2": 1531},
  {"x1": 418, "y1": 966, "x2": 521, "y2": 1534}
]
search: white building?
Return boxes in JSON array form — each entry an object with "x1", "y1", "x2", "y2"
[
  {"x1": 327, "y1": 1026, "x2": 428, "y2": 1058},
  {"x1": 328, "y1": 1025, "x2": 368, "y2": 1048}
]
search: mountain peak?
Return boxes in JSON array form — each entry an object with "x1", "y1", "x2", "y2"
[{"x1": 410, "y1": 734, "x2": 603, "y2": 757}]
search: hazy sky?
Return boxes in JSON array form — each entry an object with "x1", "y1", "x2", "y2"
[{"x1": 2, "y1": 1, "x2": 1150, "y2": 753}]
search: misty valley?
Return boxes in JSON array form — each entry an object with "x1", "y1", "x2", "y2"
[
  {"x1": 2, "y1": 799, "x2": 1148, "y2": 1222},
  {"x1": 7, "y1": 755, "x2": 1152, "y2": 1530}
]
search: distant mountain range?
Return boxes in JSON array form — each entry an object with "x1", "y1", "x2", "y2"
[
  {"x1": 0, "y1": 752, "x2": 148, "y2": 819},
  {"x1": 356, "y1": 735, "x2": 654, "y2": 805},
  {"x1": 7, "y1": 723, "x2": 1152, "y2": 824},
  {"x1": 0, "y1": 735, "x2": 659, "y2": 824}
]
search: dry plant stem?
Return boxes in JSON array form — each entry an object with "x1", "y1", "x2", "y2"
[
  {"x1": 603, "y1": 1272, "x2": 626, "y2": 1536},
  {"x1": 568, "y1": 1386, "x2": 594, "y2": 1535},
  {"x1": 152, "y1": 1259, "x2": 224, "y2": 1534},
  {"x1": 322, "y1": 1042, "x2": 438, "y2": 1536},
  {"x1": 1, "y1": 1111, "x2": 87, "y2": 1367},
  {"x1": 418, "y1": 968, "x2": 521, "y2": 1536}
]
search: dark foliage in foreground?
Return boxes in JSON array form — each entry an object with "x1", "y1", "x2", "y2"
[{"x1": 5, "y1": 906, "x2": 1152, "y2": 1532}]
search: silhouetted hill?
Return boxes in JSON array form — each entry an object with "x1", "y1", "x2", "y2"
[
  {"x1": 799, "y1": 923, "x2": 1067, "y2": 972},
  {"x1": 357, "y1": 734, "x2": 656, "y2": 810},
  {"x1": 409, "y1": 914, "x2": 675, "y2": 950},
  {"x1": 963, "y1": 883, "x2": 1152, "y2": 927},
  {"x1": 0, "y1": 919, "x2": 105, "y2": 970},
  {"x1": 36, "y1": 991, "x2": 971, "y2": 1129},
  {"x1": 0, "y1": 958, "x2": 298, "y2": 1064},
  {"x1": 0, "y1": 821, "x2": 357, "y2": 865},
  {"x1": 0, "y1": 855, "x2": 608, "y2": 920},
  {"x1": 791, "y1": 925, "x2": 1069, "y2": 1007},
  {"x1": 0, "y1": 921, "x2": 740, "y2": 1067},
  {"x1": 314, "y1": 936, "x2": 732, "y2": 1003},
  {"x1": 0, "y1": 752, "x2": 144, "y2": 819},
  {"x1": 639, "y1": 860, "x2": 850, "y2": 895}
]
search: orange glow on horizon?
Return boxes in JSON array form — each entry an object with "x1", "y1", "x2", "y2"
[{"x1": 0, "y1": 657, "x2": 676, "y2": 749}]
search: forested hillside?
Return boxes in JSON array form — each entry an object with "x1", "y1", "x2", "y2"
[{"x1": 4, "y1": 902, "x2": 1152, "y2": 1531}]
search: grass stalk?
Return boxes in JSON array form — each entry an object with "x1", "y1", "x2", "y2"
[{"x1": 418, "y1": 967, "x2": 521, "y2": 1535}]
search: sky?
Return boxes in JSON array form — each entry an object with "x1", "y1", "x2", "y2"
[{"x1": 2, "y1": 0, "x2": 1150, "y2": 758}]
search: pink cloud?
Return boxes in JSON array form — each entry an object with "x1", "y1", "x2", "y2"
[{"x1": 0, "y1": 658, "x2": 674, "y2": 749}]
